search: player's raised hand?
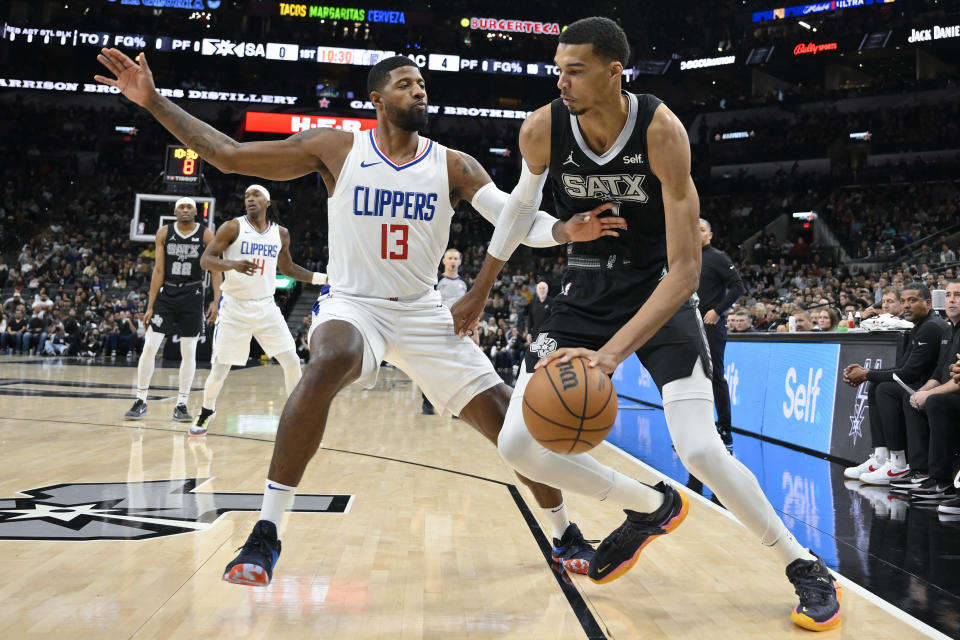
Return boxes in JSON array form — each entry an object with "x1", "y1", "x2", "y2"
[
  {"x1": 94, "y1": 48, "x2": 157, "y2": 107},
  {"x1": 560, "y1": 202, "x2": 625, "y2": 243}
]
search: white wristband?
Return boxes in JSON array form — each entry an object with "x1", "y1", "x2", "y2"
[{"x1": 312, "y1": 272, "x2": 328, "y2": 286}]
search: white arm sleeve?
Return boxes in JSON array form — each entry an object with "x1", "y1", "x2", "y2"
[
  {"x1": 484, "y1": 163, "x2": 548, "y2": 260},
  {"x1": 471, "y1": 183, "x2": 560, "y2": 248}
]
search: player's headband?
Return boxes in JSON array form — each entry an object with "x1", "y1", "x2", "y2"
[
  {"x1": 246, "y1": 184, "x2": 271, "y2": 201},
  {"x1": 174, "y1": 197, "x2": 197, "y2": 209}
]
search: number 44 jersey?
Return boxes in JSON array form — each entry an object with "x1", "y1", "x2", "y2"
[
  {"x1": 221, "y1": 217, "x2": 281, "y2": 300},
  {"x1": 326, "y1": 129, "x2": 455, "y2": 299}
]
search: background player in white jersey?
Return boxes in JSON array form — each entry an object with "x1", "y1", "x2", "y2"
[
  {"x1": 189, "y1": 184, "x2": 327, "y2": 436},
  {"x1": 95, "y1": 49, "x2": 625, "y2": 587},
  {"x1": 421, "y1": 247, "x2": 469, "y2": 415},
  {"x1": 124, "y1": 197, "x2": 219, "y2": 422},
  {"x1": 450, "y1": 17, "x2": 841, "y2": 632}
]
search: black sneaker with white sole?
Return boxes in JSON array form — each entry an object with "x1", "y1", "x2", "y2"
[
  {"x1": 172, "y1": 403, "x2": 192, "y2": 422},
  {"x1": 889, "y1": 470, "x2": 929, "y2": 493},
  {"x1": 910, "y1": 478, "x2": 957, "y2": 501},
  {"x1": 938, "y1": 496, "x2": 960, "y2": 515},
  {"x1": 124, "y1": 399, "x2": 147, "y2": 420}
]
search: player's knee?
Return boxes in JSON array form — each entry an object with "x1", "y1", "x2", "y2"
[
  {"x1": 497, "y1": 417, "x2": 538, "y2": 470},
  {"x1": 303, "y1": 343, "x2": 362, "y2": 387}
]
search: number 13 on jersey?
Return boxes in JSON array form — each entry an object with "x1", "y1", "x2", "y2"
[{"x1": 381, "y1": 224, "x2": 408, "y2": 260}]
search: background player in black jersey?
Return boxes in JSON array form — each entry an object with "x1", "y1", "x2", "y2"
[
  {"x1": 124, "y1": 197, "x2": 221, "y2": 422},
  {"x1": 451, "y1": 17, "x2": 841, "y2": 632}
]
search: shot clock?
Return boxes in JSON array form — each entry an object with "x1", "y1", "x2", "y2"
[{"x1": 164, "y1": 145, "x2": 203, "y2": 187}]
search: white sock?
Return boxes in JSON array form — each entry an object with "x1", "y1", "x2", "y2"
[
  {"x1": 137, "y1": 329, "x2": 163, "y2": 395},
  {"x1": 541, "y1": 502, "x2": 571, "y2": 541},
  {"x1": 890, "y1": 449, "x2": 906, "y2": 469},
  {"x1": 178, "y1": 337, "x2": 198, "y2": 401},
  {"x1": 260, "y1": 479, "x2": 297, "y2": 529},
  {"x1": 136, "y1": 388, "x2": 148, "y2": 402},
  {"x1": 766, "y1": 527, "x2": 815, "y2": 566},
  {"x1": 601, "y1": 472, "x2": 664, "y2": 513},
  {"x1": 873, "y1": 447, "x2": 889, "y2": 464}
]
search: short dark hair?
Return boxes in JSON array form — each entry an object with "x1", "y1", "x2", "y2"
[
  {"x1": 367, "y1": 55, "x2": 419, "y2": 96},
  {"x1": 558, "y1": 16, "x2": 630, "y2": 64},
  {"x1": 902, "y1": 283, "x2": 932, "y2": 300}
]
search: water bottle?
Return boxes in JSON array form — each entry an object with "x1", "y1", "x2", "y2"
[
  {"x1": 788, "y1": 316, "x2": 797, "y2": 332},
  {"x1": 854, "y1": 311, "x2": 862, "y2": 329},
  {"x1": 847, "y1": 312, "x2": 855, "y2": 329}
]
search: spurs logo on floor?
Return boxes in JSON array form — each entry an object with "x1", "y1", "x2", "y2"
[
  {"x1": 530, "y1": 332, "x2": 557, "y2": 358},
  {"x1": 0, "y1": 479, "x2": 351, "y2": 541}
]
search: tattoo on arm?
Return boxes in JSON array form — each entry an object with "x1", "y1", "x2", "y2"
[{"x1": 149, "y1": 95, "x2": 239, "y2": 159}]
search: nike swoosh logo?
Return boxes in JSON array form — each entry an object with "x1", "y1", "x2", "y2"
[
  {"x1": 887, "y1": 470, "x2": 907, "y2": 477},
  {"x1": 596, "y1": 562, "x2": 611, "y2": 573},
  {"x1": 267, "y1": 484, "x2": 291, "y2": 491},
  {"x1": 360, "y1": 161, "x2": 381, "y2": 168}
]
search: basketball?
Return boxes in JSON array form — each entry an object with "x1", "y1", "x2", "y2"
[{"x1": 522, "y1": 356, "x2": 618, "y2": 454}]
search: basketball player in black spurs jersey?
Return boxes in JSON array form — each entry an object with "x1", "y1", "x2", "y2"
[
  {"x1": 452, "y1": 17, "x2": 841, "y2": 632},
  {"x1": 124, "y1": 197, "x2": 222, "y2": 422}
]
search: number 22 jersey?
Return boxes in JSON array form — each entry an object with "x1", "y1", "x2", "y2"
[{"x1": 326, "y1": 129, "x2": 455, "y2": 299}]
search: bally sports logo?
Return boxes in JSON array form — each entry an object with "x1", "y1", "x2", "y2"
[{"x1": 794, "y1": 41, "x2": 839, "y2": 55}]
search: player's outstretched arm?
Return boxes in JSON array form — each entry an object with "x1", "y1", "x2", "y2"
[
  {"x1": 200, "y1": 220, "x2": 258, "y2": 275},
  {"x1": 598, "y1": 104, "x2": 701, "y2": 363},
  {"x1": 94, "y1": 48, "x2": 344, "y2": 180},
  {"x1": 449, "y1": 107, "x2": 552, "y2": 336},
  {"x1": 449, "y1": 150, "x2": 624, "y2": 248},
  {"x1": 277, "y1": 227, "x2": 327, "y2": 285}
]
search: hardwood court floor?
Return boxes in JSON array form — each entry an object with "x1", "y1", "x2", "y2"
[{"x1": 0, "y1": 357, "x2": 945, "y2": 639}]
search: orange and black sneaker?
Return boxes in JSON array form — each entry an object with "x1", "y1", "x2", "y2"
[
  {"x1": 587, "y1": 481, "x2": 689, "y2": 584},
  {"x1": 551, "y1": 522, "x2": 597, "y2": 575},
  {"x1": 222, "y1": 520, "x2": 282, "y2": 587},
  {"x1": 786, "y1": 553, "x2": 842, "y2": 631}
]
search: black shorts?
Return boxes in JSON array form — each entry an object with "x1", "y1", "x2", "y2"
[
  {"x1": 150, "y1": 283, "x2": 204, "y2": 337},
  {"x1": 524, "y1": 260, "x2": 712, "y2": 390}
]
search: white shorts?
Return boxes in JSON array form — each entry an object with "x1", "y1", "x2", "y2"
[
  {"x1": 213, "y1": 294, "x2": 296, "y2": 366},
  {"x1": 308, "y1": 289, "x2": 501, "y2": 416}
]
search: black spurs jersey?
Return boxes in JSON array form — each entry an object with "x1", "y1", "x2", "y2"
[
  {"x1": 163, "y1": 222, "x2": 206, "y2": 285},
  {"x1": 548, "y1": 91, "x2": 666, "y2": 270}
]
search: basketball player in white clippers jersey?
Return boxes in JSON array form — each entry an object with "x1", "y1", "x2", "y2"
[
  {"x1": 95, "y1": 49, "x2": 626, "y2": 586},
  {"x1": 189, "y1": 184, "x2": 326, "y2": 436},
  {"x1": 124, "y1": 197, "x2": 220, "y2": 423},
  {"x1": 451, "y1": 17, "x2": 841, "y2": 632}
]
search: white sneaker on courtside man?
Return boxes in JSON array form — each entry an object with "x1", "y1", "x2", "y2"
[
  {"x1": 859, "y1": 459, "x2": 910, "y2": 485},
  {"x1": 843, "y1": 453, "x2": 884, "y2": 480}
]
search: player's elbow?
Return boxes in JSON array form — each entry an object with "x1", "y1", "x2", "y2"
[{"x1": 672, "y1": 260, "x2": 700, "y2": 298}]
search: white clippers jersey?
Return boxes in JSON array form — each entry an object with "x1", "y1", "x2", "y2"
[
  {"x1": 326, "y1": 129, "x2": 454, "y2": 299},
  {"x1": 220, "y1": 217, "x2": 281, "y2": 300}
]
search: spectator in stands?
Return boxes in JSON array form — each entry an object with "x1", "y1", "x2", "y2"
[
  {"x1": 843, "y1": 284, "x2": 950, "y2": 485},
  {"x1": 862, "y1": 286, "x2": 903, "y2": 320},
  {"x1": 23, "y1": 307, "x2": 47, "y2": 355},
  {"x1": 31, "y1": 289, "x2": 53, "y2": 318},
  {"x1": 1, "y1": 308, "x2": 26, "y2": 354},
  {"x1": 0, "y1": 256, "x2": 8, "y2": 287},
  {"x1": 730, "y1": 310, "x2": 754, "y2": 332},
  {"x1": 2, "y1": 290, "x2": 22, "y2": 316},
  {"x1": 295, "y1": 316, "x2": 311, "y2": 363},
  {"x1": 751, "y1": 302, "x2": 773, "y2": 331},
  {"x1": 792, "y1": 308, "x2": 815, "y2": 331},
  {"x1": 816, "y1": 308, "x2": 841, "y2": 332}
]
